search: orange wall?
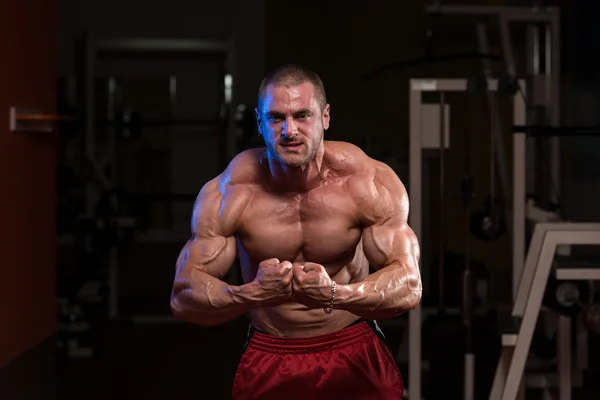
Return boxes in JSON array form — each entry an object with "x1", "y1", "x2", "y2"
[{"x1": 0, "y1": 0, "x2": 58, "y2": 366}]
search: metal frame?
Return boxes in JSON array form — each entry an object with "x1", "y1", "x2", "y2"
[
  {"x1": 425, "y1": 2, "x2": 562, "y2": 230},
  {"x1": 81, "y1": 34, "x2": 237, "y2": 322},
  {"x1": 489, "y1": 222, "x2": 600, "y2": 400},
  {"x1": 407, "y1": 6, "x2": 562, "y2": 398},
  {"x1": 409, "y1": 78, "x2": 526, "y2": 400},
  {"x1": 422, "y1": 4, "x2": 560, "y2": 114},
  {"x1": 83, "y1": 35, "x2": 237, "y2": 213}
]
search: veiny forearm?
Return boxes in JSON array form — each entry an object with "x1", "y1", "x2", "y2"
[
  {"x1": 335, "y1": 264, "x2": 422, "y2": 319},
  {"x1": 170, "y1": 270, "x2": 259, "y2": 326}
]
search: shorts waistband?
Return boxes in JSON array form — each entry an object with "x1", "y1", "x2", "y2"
[{"x1": 247, "y1": 321, "x2": 374, "y2": 354}]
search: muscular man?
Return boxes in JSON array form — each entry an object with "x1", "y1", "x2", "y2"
[{"x1": 170, "y1": 64, "x2": 422, "y2": 400}]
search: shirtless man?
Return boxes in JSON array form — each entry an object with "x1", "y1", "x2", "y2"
[{"x1": 170, "y1": 64, "x2": 422, "y2": 400}]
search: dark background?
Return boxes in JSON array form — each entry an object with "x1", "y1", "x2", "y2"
[{"x1": 2, "y1": 0, "x2": 600, "y2": 399}]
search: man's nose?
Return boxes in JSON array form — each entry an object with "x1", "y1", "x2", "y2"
[{"x1": 282, "y1": 117, "x2": 298, "y2": 137}]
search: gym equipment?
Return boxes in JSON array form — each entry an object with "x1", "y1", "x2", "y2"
[
  {"x1": 8, "y1": 106, "x2": 75, "y2": 133},
  {"x1": 362, "y1": 54, "x2": 504, "y2": 81},
  {"x1": 56, "y1": 280, "x2": 109, "y2": 361},
  {"x1": 108, "y1": 108, "x2": 142, "y2": 140},
  {"x1": 471, "y1": 23, "x2": 509, "y2": 247},
  {"x1": 426, "y1": 312, "x2": 501, "y2": 399},
  {"x1": 584, "y1": 303, "x2": 600, "y2": 333},
  {"x1": 543, "y1": 276, "x2": 593, "y2": 317},
  {"x1": 94, "y1": 190, "x2": 137, "y2": 246},
  {"x1": 54, "y1": 107, "x2": 226, "y2": 142},
  {"x1": 466, "y1": 75, "x2": 488, "y2": 93},
  {"x1": 57, "y1": 163, "x2": 84, "y2": 234},
  {"x1": 470, "y1": 195, "x2": 506, "y2": 242},
  {"x1": 407, "y1": 3, "x2": 564, "y2": 398},
  {"x1": 56, "y1": 261, "x2": 110, "y2": 361},
  {"x1": 55, "y1": 35, "x2": 240, "y2": 361},
  {"x1": 438, "y1": 91, "x2": 447, "y2": 315},
  {"x1": 75, "y1": 34, "x2": 237, "y2": 324},
  {"x1": 425, "y1": 251, "x2": 499, "y2": 399},
  {"x1": 462, "y1": 83, "x2": 476, "y2": 400},
  {"x1": 489, "y1": 223, "x2": 600, "y2": 400},
  {"x1": 409, "y1": 77, "x2": 527, "y2": 400},
  {"x1": 497, "y1": 76, "x2": 519, "y2": 97},
  {"x1": 411, "y1": 80, "x2": 600, "y2": 399},
  {"x1": 428, "y1": 69, "x2": 506, "y2": 399}
]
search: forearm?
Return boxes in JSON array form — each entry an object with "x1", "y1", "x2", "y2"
[
  {"x1": 335, "y1": 265, "x2": 422, "y2": 319},
  {"x1": 170, "y1": 271, "x2": 260, "y2": 326}
]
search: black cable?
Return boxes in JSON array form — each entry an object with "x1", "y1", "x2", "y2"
[
  {"x1": 361, "y1": 53, "x2": 504, "y2": 80},
  {"x1": 515, "y1": 80, "x2": 564, "y2": 217},
  {"x1": 536, "y1": 142, "x2": 564, "y2": 217},
  {"x1": 486, "y1": 90, "x2": 496, "y2": 307},
  {"x1": 439, "y1": 91, "x2": 446, "y2": 314},
  {"x1": 462, "y1": 94, "x2": 474, "y2": 355}
]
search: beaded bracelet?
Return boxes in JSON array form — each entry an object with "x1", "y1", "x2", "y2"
[{"x1": 324, "y1": 281, "x2": 337, "y2": 314}]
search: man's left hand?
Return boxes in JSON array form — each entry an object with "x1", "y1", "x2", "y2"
[{"x1": 292, "y1": 262, "x2": 334, "y2": 308}]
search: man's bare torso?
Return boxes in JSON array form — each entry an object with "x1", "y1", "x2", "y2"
[{"x1": 229, "y1": 141, "x2": 374, "y2": 337}]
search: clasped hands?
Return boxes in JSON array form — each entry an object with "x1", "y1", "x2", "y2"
[{"x1": 253, "y1": 258, "x2": 334, "y2": 309}]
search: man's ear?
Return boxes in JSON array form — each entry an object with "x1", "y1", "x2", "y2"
[{"x1": 322, "y1": 104, "x2": 331, "y2": 131}]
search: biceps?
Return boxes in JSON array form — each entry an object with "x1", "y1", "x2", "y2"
[
  {"x1": 176, "y1": 235, "x2": 237, "y2": 280},
  {"x1": 362, "y1": 223, "x2": 420, "y2": 269}
]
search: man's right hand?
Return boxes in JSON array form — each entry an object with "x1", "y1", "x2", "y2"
[{"x1": 251, "y1": 258, "x2": 294, "y2": 306}]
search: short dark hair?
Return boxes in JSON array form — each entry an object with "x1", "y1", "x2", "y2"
[{"x1": 257, "y1": 64, "x2": 327, "y2": 112}]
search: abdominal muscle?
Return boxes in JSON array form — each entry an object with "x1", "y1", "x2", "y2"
[
  {"x1": 247, "y1": 261, "x2": 368, "y2": 338},
  {"x1": 250, "y1": 304, "x2": 361, "y2": 338}
]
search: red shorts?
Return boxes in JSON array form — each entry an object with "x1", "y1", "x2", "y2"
[{"x1": 232, "y1": 320, "x2": 403, "y2": 400}]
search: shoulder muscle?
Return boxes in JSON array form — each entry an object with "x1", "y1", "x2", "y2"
[
  {"x1": 193, "y1": 148, "x2": 263, "y2": 235},
  {"x1": 348, "y1": 160, "x2": 409, "y2": 226},
  {"x1": 351, "y1": 162, "x2": 416, "y2": 269},
  {"x1": 178, "y1": 162, "x2": 253, "y2": 278},
  {"x1": 193, "y1": 177, "x2": 253, "y2": 239}
]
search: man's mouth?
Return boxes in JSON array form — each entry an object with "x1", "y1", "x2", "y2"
[{"x1": 280, "y1": 142, "x2": 303, "y2": 149}]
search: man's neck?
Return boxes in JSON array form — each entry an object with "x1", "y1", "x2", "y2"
[{"x1": 266, "y1": 144, "x2": 326, "y2": 193}]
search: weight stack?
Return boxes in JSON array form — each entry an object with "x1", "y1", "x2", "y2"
[{"x1": 425, "y1": 312, "x2": 501, "y2": 399}]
